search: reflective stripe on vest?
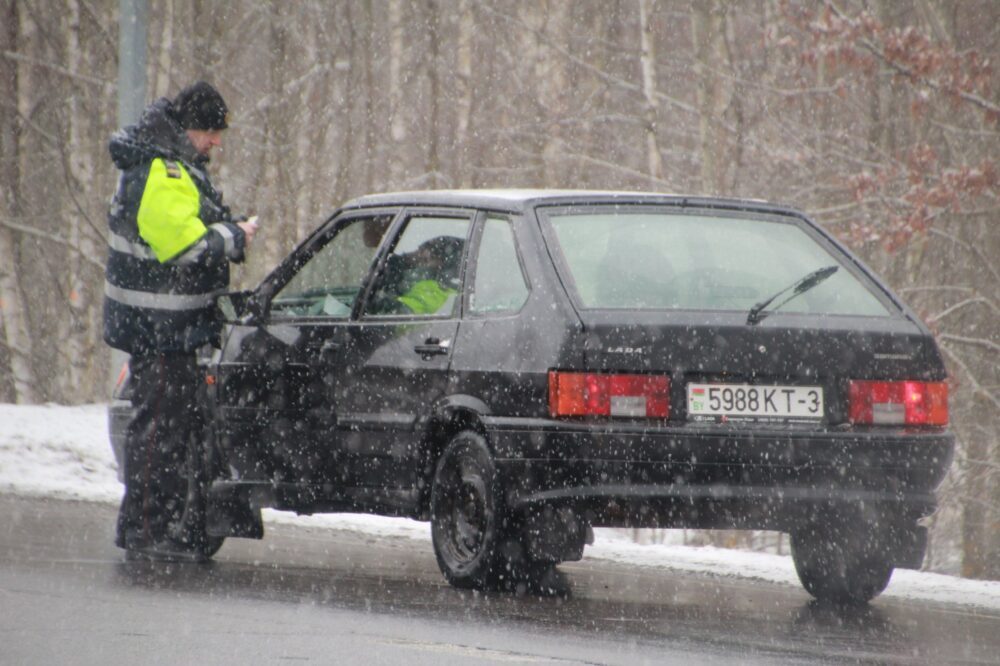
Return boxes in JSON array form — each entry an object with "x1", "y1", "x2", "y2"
[
  {"x1": 104, "y1": 281, "x2": 216, "y2": 311},
  {"x1": 108, "y1": 231, "x2": 157, "y2": 260},
  {"x1": 109, "y1": 221, "x2": 232, "y2": 265},
  {"x1": 210, "y1": 222, "x2": 235, "y2": 257}
]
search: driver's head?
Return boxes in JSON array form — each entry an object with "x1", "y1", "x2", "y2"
[{"x1": 414, "y1": 236, "x2": 464, "y2": 280}]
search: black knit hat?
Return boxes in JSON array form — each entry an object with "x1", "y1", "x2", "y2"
[{"x1": 172, "y1": 81, "x2": 229, "y2": 130}]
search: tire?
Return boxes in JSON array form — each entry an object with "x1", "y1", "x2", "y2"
[
  {"x1": 791, "y1": 524, "x2": 893, "y2": 604},
  {"x1": 171, "y1": 423, "x2": 226, "y2": 559},
  {"x1": 176, "y1": 524, "x2": 225, "y2": 559},
  {"x1": 430, "y1": 431, "x2": 506, "y2": 590},
  {"x1": 169, "y1": 481, "x2": 225, "y2": 558}
]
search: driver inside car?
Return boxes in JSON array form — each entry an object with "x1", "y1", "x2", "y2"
[{"x1": 371, "y1": 235, "x2": 464, "y2": 316}]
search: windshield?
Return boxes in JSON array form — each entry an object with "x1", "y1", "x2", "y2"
[
  {"x1": 544, "y1": 210, "x2": 892, "y2": 316},
  {"x1": 270, "y1": 215, "x2": 391, "y2": 318}
]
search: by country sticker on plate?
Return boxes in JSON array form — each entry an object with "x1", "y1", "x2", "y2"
[{"x1": 687, "y1": 382, "x2": 824, "y2": 422}]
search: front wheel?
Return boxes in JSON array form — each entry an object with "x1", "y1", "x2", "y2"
[
  {"x1": 430, "y1": 431, "x2": 506, "y2": 590},
  {"x1": 171, "y1": 423, "x2": 226, "y2": 559},
  {"x1": 791, "y1": 524, "x2": 893, "y2": 604}
]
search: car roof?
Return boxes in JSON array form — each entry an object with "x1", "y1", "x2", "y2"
[{"x1": 339, "y1": 189, "x2": 804, "y2": 218}]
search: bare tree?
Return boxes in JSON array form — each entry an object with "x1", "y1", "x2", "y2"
[
  {"x1": 0, "y1": 8, "x2": 37, "y2": 403},
  {"x1": 690, "y1": 0, "x2": 733, "y2": 195},
  {"x1": 638, "y1": 0, "x2": 664, "y2": 182},
  {"x1": 58, "y1": 0, "x2": 104, "y2": 399}
]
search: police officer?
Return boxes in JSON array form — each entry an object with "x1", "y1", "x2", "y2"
[{"x1": 104, "y1": 82, "x2": 257, "y2": 562}]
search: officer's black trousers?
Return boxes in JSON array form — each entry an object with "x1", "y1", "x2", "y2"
[{"x1": 115, "y1": 352, "x2": 205, "y2": 550}]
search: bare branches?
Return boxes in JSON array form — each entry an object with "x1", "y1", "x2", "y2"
[
  {"x1": 0, "y1": 219, "x2": 105, "y2": 271},
  {"x1": 1, "y1": 49, "x2": 112, "y2": 89},
  {"x1": 826, "y1": 1, "x2": 1000, "y2": 119},
  {"x1": 928, "y1": 297, "x2": 998, "y2": 324},
  {"x1": 471, "y1": 0, "x2": 735, "y2": 132},
  {"x1": 900, "y1": 286, "x2": 976, "y2": 295},
  {"x1": 929, "y1": 228, "x2": 1000, "y2": 286},
  {"x1": 940, "y1": 344, "x2": 1000, "y2": 411},
  {"x1": 549, "y1": 146, "x2": 675, "y2": 189},
  {"x1": 940, "y1": 334, "x2": 1000, "y2": 355}
]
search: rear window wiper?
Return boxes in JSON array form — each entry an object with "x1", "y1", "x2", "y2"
[{"x1": 746, "y1": 265, "x2": 838, "y2": 325}]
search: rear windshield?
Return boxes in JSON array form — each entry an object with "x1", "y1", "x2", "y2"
[{"x1": 544, "y1": 210, "x2": 892, "y2": 317}]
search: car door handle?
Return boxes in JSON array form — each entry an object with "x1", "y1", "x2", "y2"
[{"x1": 414, "y1": 338, "x2": 451, "y2": 356}]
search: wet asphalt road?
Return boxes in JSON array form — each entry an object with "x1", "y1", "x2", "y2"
[{"x1": 1, "y1": 495, "x2": 996, "y2": 665}]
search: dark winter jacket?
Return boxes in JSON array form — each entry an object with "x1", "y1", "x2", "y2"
[{"x1": 103, "y1": 98, "x2": 246, "y2": 356}]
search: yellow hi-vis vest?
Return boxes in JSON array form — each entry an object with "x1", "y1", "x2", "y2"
[
  {"x1": 137, "y1": 158, "x2": 208, "y2": 262},
  {"x1": 397, "y1": 280, "x2": 456, "y2": 315}
]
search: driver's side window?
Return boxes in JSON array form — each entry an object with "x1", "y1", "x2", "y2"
[
  {"x1": 364, "y1": 215, "x2": 471, "y2": 317},
  {"x1": 270, "y1": 214, "x2": 393, "y2": 318}
]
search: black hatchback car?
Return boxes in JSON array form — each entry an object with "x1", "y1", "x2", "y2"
[{"x1": 204, "y1": 190, "x2": 953, "y2": 603}]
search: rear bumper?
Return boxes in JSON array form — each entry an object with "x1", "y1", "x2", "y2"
[{"x1": 486, "y1": 417, "x2": 954, "y2": 530}]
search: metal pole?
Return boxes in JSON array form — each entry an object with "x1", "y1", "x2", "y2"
[
  {"x1": 111, "y1": 0, "x2": 147, "y2": 389},
  {"x1": 117, "y1": 0, "x2": 147, "y2": 127}
]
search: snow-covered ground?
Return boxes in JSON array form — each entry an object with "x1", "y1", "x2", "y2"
[{"x1": 2, "y1": 402, "x2": 998, "y2": 612}]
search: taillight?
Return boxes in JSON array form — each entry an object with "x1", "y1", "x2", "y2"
[
  {"x1": 848, "y1": 380, "x2": 948, "y2": 425},
  {"x1": 548, "y1": 371, "x2": 669, "y2": 418}
]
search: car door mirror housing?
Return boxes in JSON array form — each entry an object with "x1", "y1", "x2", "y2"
[{"x1": 217, "y1": 290, "x2": 258, "y2": 323}]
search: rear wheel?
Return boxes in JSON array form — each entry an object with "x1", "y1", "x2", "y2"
[
  {"x1": 430, "y1": 431, "x2": 506, "y2": 590},
  {"x1": 791, "y1": 523, "x2": 893, "y2": 604}
]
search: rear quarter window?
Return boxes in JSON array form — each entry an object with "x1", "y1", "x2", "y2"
[{"x1": 469, "y1": 216, "x2": 529, "y2": 314}]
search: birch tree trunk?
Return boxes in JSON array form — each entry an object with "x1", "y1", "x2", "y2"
[
  {"x1": 535, "y1": 1, "x2": 569, "y2": 188},
  {"x1": 454, "y1": 0, "x2": 474, "y2": 188},
  {"x1": 691, "y1": 0, "x2": 732, "y2": 195},
  {"x1": 387, "y1": 0, "x2": 408, "y2": 188},
  {"x1": 361, "y1": 0, "x2": 376, "y2": 193},
  {"x1": 419, "y1": 0, "x2": 444, "y2": 188},
  {"x1": 152, "y1": 0, "x2": 175, "y2": 98},
  {"x1": 332, "y1": 1, "x2": 356, "y2": 208},
  {"x1": 292, "y1": 5, "x2": 319, "y2": 238},
  {"x1": 0, "y1": 226, "x2": 33, "y2": 402},
  {"x1": 59, "y1": 0, "x2": 103, "y2": 401},
  {"x1": 264, "y1": 3, "x2": 296, "y2": 263},
  {"x1": 0, "y1": 0, "x2": 37, "y2": 403},
  {"x1": 638, "y1": 0, "x2": 664, "y2": 183}
]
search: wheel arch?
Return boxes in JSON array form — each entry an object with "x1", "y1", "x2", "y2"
[{"x1": 417, "y1": 394, "x2": 492, "y2": 517}]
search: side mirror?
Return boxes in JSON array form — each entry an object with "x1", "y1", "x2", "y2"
[{"x1": 216, "y1": 290, "x2": 258, "y2": 323}]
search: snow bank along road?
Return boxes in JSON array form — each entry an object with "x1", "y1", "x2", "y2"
[{"x1": 2, "y1": 403, "x2": 998, "y2": 612}]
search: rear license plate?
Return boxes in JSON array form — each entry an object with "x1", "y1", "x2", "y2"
[{"x1": 687, "y1": 383, "x2": 824, "y2": 422}]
